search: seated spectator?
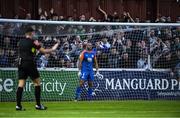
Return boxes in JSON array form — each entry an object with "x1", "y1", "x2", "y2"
[
  {"x1": 166, "y1": 16, "x2": 172, "y2": 23},
  {"x1": 121, "y1": 11, "x2": 134, "y2": 22},
  {"x1": 135, "y1": 17, "x2": 140, "y2": 23},
  {"x1": 172, "y1": 47, "x2": 180, "y2": 80},
  {"x1": 75, "y1": 35, "x2": 82, "y2": 43},
  {"x1": 49, "y1": 8, "x2": 57, "y2": 20},
  {"x1": 63, "y1": 54, "x2": 73, "y2": 68},
  {"x1": 76, "y1": 25, "x2": 86, "y2": 35},
  {"x1": 36, "y1": 26, "x2": 43, "y2": 35},
  {"x1": 137, "y1": 52, "x2": 148, "y2": 69},
  {"x1": 59, "y1": 43, "x2": 73, "y2": 68},
  {"x1": 155, "y1": 13, "x2": 162, "y2": 23},
  {"x1": 149, "y1": 29, "x2": 158, "y2": 47},
  {"x1": 52, "y1": 13, "x2": 59, "y2": 21},
  {"x1": 98, "y1": 5, "x2": 119, "y2": 22},
  {"x1": 40, "y1": 13, "x2": 47, "y2": 20},
  {"x1": 79, "y1": 15, "x2": 86, "y2": 21},
  {"x1": 25, "y1": 13, "x2": 32, "y2": 20},
  {"x1": 0, "y1": 49, "x2": 9, "y2": 67},
  {"x1": 139, "y1": 40, "x2": 148, "y2": 55},
  {"x1": 108, "y1": 47, "x2": 119, "y2": 68},
  {"x1": 48, "y1": 51, "x2": 61, "y2": 67},
  {"x1": 97, "y1": 51, "x2": 108, "y2": 68},
  {"x1": 155, "y1": 15, "x2": 166, "y2": 23},
  {"x1": 38, "y1": 9, "x2": 48, "y2": 20},
  {"x1": 0, "y1": 25, "x2": 3, "y2": 35},
  {"x1": 105, "y1": 26, "x2": 114, "y2": 37},
  {"x1": 124, "y1": 39, "x2": 132, "y2": 53},
  {"x1": 7, "y1": 49, "x2": 16, "y2": 67},
  {"x1": 172, "y1": 37, "x2": 180, "y2": 51},
  {"x1": 14, "y1": 14, "x2": 19, "y2": 19},
  {"x1": 151, "y1": 37, "x2": 171, "y2": 67},
  {"x1": 119, "y1": 52, "x2": 133, "y2": 68},
  {"x1": 100, "y1": 37, "x2": 111, "y2": 52},
  {"x1": 38, "y1": 53, "x2": 50, "y2": 68},
  {"x1": 155, "y1": 51, "x2": 173, "y2": 68},
  {"x1": 94, "y1": 41, "x2": 101, "y2": 54},
  {"x1": 67, "y1": 16, "x2": 74, "y2": 21},
  {"x1": 176, "y1": 16, "x2": 180, "y2": 23},
  {"x1": 3, "y1": 37, "x2": 11, "y2": 49},
  {"x1": 150, "y1": 37, "x2": 162, "y2": 54},
  {"x1": 71, "y1": 42, "x2": 82, "y2": 66},
  {"x1": 89, "y1": 17, "x2": 96, "y2": 22},
  {"x1": 164, "y1": 40, "x2": 171, "y2": 51},
  {"x1": 59, "y1": 16, "x2": 64, "y2": 21},
  {"x1": 112, "y1": 32, "x2": 126, "y2": 53}
]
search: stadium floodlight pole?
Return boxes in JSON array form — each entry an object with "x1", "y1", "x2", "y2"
[{"x1": 0, "y1": 18, "x2": 180, "y2": 27}]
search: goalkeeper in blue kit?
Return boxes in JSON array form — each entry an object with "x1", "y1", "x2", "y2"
[{"x1": 75, "y1": 42, "x2": 100, "y2": 101}]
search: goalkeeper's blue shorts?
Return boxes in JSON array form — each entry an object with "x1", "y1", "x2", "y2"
[{"x1": 80, "y1": 71, "x2": 94, "y2": 81}]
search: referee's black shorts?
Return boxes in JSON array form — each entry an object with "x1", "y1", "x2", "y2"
[{"x1": 18, "y1": 60, "x2": 40, "y2": 80}]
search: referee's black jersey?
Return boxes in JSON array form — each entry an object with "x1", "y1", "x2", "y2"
[{"x1": 18, "y1": 38, "x2": 41, "y2": 61}]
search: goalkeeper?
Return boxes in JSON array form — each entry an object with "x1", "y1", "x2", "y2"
[
  {"x1": 75, "y1": 42, "x2": 99, "y2": 101},
  {"x1": 16, "y1": 27, "x2": 59, "y2": 110}
]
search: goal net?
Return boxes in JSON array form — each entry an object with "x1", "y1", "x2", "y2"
[{"x1": 0, "y1": 19, "x2": 180, "y2": 101}]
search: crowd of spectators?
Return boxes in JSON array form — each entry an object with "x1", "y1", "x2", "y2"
[
  {"x1": 1, "y1": 6, "x2": 180, "y2": 23},
  {"x1": 0, "y1": 7, "x2": 180, "y2": 69}
]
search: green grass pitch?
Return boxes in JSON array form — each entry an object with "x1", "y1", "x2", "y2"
[{"x1": 0, "y1": 100, "x2": 180, "y2": 118}]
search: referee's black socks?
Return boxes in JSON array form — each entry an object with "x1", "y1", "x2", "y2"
[
  {"x1": 16, "y1": 87, "x2": 23, "y2": 107},
  {"x1": 35, "y1": 86, "x2": 41, "y2": 106}
]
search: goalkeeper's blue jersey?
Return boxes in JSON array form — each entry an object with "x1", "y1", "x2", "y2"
[{"x1": 80, "y1": 50, "x2": 96, "y2": 72}]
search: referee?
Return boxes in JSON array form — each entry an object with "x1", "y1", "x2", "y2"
[{"x1": 16, "y1": 27, "x2": 59, "y2": 110}]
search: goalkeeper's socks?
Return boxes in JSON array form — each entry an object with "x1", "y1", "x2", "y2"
[
  {"x1": 75, "y1": 87, "x2": 82, "y2": 100},
  {"x1": 16, "y1": 87, "x2": 23, "y2": 107},
  {"x1": 35, "y1": 86, "x2": 41, "y2": 106},
  {"x1": 88, "y1": 88, "x2": 93, "y2": 100}
]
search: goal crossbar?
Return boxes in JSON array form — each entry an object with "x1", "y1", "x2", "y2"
[{"x1": 0, "y1": 18, "x2": 180, "y2": 26}]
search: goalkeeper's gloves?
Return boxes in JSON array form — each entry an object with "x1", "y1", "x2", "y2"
[{"x1": 78, "y1": 71, "x2": 81, "y2": 77}]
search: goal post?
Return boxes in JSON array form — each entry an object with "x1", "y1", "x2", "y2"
[{"x1": 0, "y1": 19, "x2": 180, "y2": 101}]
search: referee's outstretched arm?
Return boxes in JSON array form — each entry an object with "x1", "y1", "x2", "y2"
[{"x1": 39, "y1": 41, "x2": 59, "y2": 54}]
